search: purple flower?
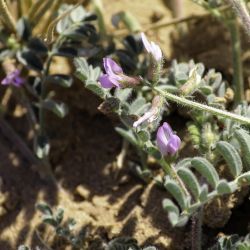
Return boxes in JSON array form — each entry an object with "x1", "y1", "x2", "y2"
[
  {"x1": 1, "y1": 69, "x2": 24, "y2": 87},
  {"x1": 156, "y1": 122, "x2": 181, "y2": 156},
  {"x1": 99, "y1": 58, "x2": 140, "y2": 89},
  {"x1": 141, "y1": 33, "x2": 162, "y2": 62}
]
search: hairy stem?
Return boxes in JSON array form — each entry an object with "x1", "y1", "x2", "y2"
[
  {"x1": 0, "y1": 0, "x2": 16, "y2": 32},
  {"x1": 160, "y1": 158, "x2": 190, "y2": 196},
  {"x1": 191, "y1": 207, "x2": 203, "y2": 250},
  {"x1": 154, "y1": 87, "x2": 250, "y2": 125},
  {"x1": 39, "y1": 55, "x2": 53, "y2": 137},
  {"x1": 226, "y1": 0, "x2": 250, "y2": 37},
  {"x1": 227, "y1": 19, "x2": 244, "y2": 104}
]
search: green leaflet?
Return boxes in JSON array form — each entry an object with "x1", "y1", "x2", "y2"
[
  {"x1": 115, "y1": 127, "x2": 137, "y2": 147},
  {"x1": 216, "y1": 180, "x2": 237, "y2": 195},
  {"x1": 86, "y1": 82, "x2": 105, "y2": 98},
  {"x1": 114, "y1": 88, "x2": 133, "y2": 102},
  {"x1": 175, "y1": 158, "x2": 192, "y2": 169},
  {"x1": 137, "y1": 130, "x2": 150, "y2": 142},
  {"x1": 235, "y1": 129, "x2": 250, "y2": 170},
  {"x1": 199, "y1": 184, "x2": 208, "y2": 202},
  {"x1": 191, "y1": 157, "x2": 219, "y2": 188},
  {"x1": 177, "y1": 167, "x2": 200, "y2": 200},
  {"x1": 129, "y1": 96, "x2": 146, "y2": 115},
  {"x1": 237, "y1": 171, "x2": 250, "y2": 185},
  {"x1": 216, "y1": 141, "x2": 243, "y2": 177},
  {"x1": 164, "y1": 178, "x2": 188, "y2": 210},
  {"x1": 162, "y1": 198, "x2": 179, "y2": 226},
  {"x1": 41, "y1": 99, "x2": 68, "y2": 118}
]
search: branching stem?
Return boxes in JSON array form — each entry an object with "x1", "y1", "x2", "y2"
[{"x1": 154, "y1": 87, "x2": 250, "y2": 125}]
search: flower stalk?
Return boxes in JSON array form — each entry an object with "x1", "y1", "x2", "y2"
[
  {"x1": 191, "y1": 207, "x2": 203, "y2": 250},
  {"x1": 39, "y1": 55, "x2": 53, "y2": 137},
  {"x1": 154, "y1": 87, "x2": 250, "y2": 125},
  {"x1": 159, "y1": 158, "x2": 189, "y2": 196},
  {"x1": 227, "y1": 18, "x2": 244, "y2": 104}
]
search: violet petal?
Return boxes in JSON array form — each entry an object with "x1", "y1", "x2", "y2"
[
  {"x1": 99, "y1": 74, "x2": 115, "y2": 88},
  {"x1": 103, "y1": 58, "x2": 123, "y2": 75},
  {"x1": 166, "y1": 134, "x2": 181, "y2": 155},
  {"x1": 162, "y1": 122, "x2": 173, "y2": 138},
  {"x1": 156, "y1": 126, "x2": 170, "y2": 155}
]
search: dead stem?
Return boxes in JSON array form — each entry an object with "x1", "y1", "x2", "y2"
[
  {"x1": 0, "y1": 0, "x2": 16, "y2": 32},
  {"x1": 113, "y1": 5, "x2": 231, "y2": 37}
]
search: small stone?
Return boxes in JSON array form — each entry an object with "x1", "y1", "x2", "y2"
[{"x1": 75, "y1": 185, "x2": 90, "y2": 200}]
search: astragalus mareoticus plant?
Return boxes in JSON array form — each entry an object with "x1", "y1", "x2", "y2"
[{"x1": 75, "y1": 31, "x2": 250, "y2": 250}]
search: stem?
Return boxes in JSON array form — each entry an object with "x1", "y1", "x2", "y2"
[
  {"x1": 170, "y1": 0, "x2": 186, "y2": 35},
  {"x1": 114, "y1": 5, "x2": 231, "y2": 37},
  {"x1": 171, "y1": 0, "x2": 184, "y2": 18},
  {"x1": 0, "y1": 0, "x2": 16, "y2": 32},
  {"x1": 226, "y1": 0, "x2": 250, "y2": 37},
  {"x1": 154, "y1": 87, "x2": 250, "y2": 125},
  {"x1": 159, "y1": 158, "x2": 190, "y2": 196},
  {"x1": 0, "y1": 116, "x2": 41, "y2": 166},
  {"x1": 45, "y1": 1, "x2": 84, "y2": 43},
  {"x1": 92, "y1": 0, "x2": 107, "y2": 36},
  {"x1": 138, "y1": 149, "x2": 148, "y2": 170},
  {"x1": 227, "y1": 19, "x2": 244, "y2": 104},
  {"x1": 35, "y1": 230, "x2": 54, "y2": 250},
  {"x1": 17, "y1": 0, "x2": 23, "y2": 18},
  {"x1": 116, "y1": 139, "x2": 129, "y2": 170},
  {"x1": 36, "y1": 55, "x2": 58, "y2": 183},
  {"x1": 191, "y1": 207, "x2": 203, "y2": 250},
  {"x1": 39, "y1": 55, "x2": 53, "y2": 137}
]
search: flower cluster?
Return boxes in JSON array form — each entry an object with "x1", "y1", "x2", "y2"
[{"x1": 98, "y1": 33, "x2": 181, "y2": 157}]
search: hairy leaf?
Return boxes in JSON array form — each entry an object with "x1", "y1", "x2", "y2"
[
  {"x1": 177, "y1": 167, "x2": 200, "y2": 200},
  {"x1": 234, "y1": 129, "x2": 250, "y2": 170},
  {"x1": 42, "y1": 100, "x2": 68, "y2": 118},
  {"x1": 216, "y1": 141, "x2": 243, "y2": 177},
  {"x1": 191, "y1": 157, "x2": 219, "y2": 188},
  {"x1": 115, "y1": 127, "x2": 137, "y2": 146},
  {"x1": 164, "y1": 178, "x2": 188, "y2": 210},
  {"x1": 216, "y1": 180, "x2": 237, "y2": 195},
  {"x1": 162, "y1": 198, "x2": 179, "y2": 226},
  {"x1": 199, "y1": 184, "x2": 208, "y2": 202},
  {"x1": 237, "y1": 172, "x2": 250, "y2": 185}
]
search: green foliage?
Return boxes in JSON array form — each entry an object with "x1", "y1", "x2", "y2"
[
  {"x1": 115, "y1": 127, "x2": 137, "y2": 147},
  {"x1": 216, "y1": 141, "x2": 243, "y2": 177},
  {"x1": 41, "y1": 99, "x2": 69, "y2": 118},
  {"x1": 162, "y1": 125, "x2": 250, "y2": 226},
  {"x1": 106, "y1": 237, "x2": 157, "y2": 250},
  {"x1": 17, "y1": 246, "x2": 31, "y2": 250},
  {"x1": 74, "y1": 57, "x2": 105, "y2": 98},
  {"x1": 191, "y1": 157, "x2": 219, "y2": 188},
  {"x1": 209, "y1": 234, "x2": 250, "y2": 250},
  {"x1": 36, "y1": 203, "x2": 85, "y2": 249},
  {"x1": 234, "y1": 129, "x2": 250, "y2": 169},
  {"x1": 177, "y1": 167, "x2": 200, "y2": 199}
]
